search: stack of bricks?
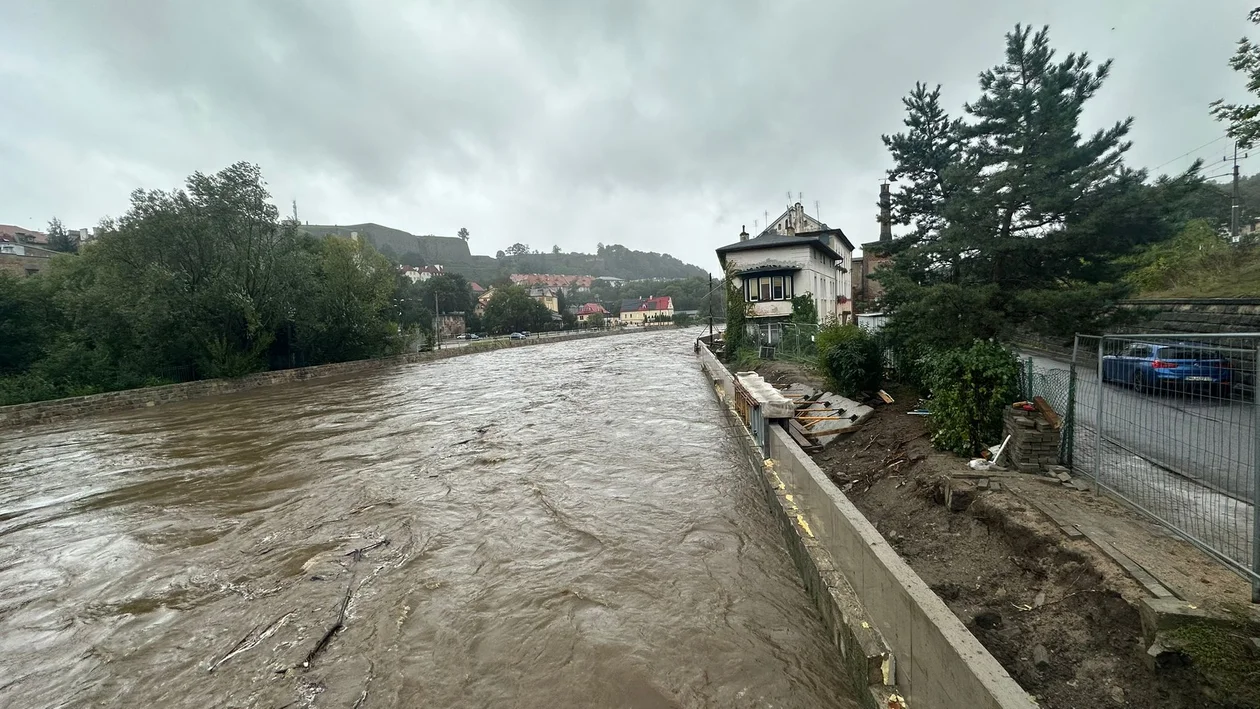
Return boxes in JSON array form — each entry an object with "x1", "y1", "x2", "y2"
[{"x1": 1003, "y1": 404, "x2": 1061, "y2": 473}]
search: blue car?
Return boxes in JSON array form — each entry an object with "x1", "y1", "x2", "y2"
[{"x1": 1101, "y1": 342, "x2": 1232, "y2": 395}]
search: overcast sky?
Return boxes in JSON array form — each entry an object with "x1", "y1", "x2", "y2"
[{"x1": 1, "y1": 1, "x2": 1254, "y2": 270}]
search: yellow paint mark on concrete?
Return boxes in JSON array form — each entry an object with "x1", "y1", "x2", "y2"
[
  {"x1": 796, "y1": 514, "x2": 814, "y2": 538},
  {"x1": 784, "y1": 494, "x2": 794, "y2": 504},
  {"x1": 881, "y1": 657, "x2": 893, "y2": 686}
]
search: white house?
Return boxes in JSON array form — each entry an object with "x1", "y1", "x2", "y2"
[{"x1": 715, "y1": 202, "x2": 854, "y2": 325}]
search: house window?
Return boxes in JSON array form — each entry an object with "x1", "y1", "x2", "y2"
[
  {"x1": 759, "y1": 277, "x2": 772, "y2": 301},
  {"x1": 771, "y1": 276, "x2": 784, "y2": 300},
  {"x1": 747, "y1": 279, "x2": 760, "y2": 301}
]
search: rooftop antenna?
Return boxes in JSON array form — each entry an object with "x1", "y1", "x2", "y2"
[
  {"x1": 764, "y1": 209, "x2": 769, "y2": 226},
  {"x1": 815, "y1": 200, "x2": 821, "y2": 221},
  {"x1": 754, "y1": 219, "x2": 759, "y2": 231},
  {"x1": 798, "y1": 192, "x2": 803, "y2": 203},
  {"x1": 786, "y1": 191, "x2": 791, "y2": 205}
]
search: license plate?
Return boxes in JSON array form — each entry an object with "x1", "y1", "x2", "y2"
[{"x1": 1184, "y1": 376, "x2": 1214, "y2": 382}]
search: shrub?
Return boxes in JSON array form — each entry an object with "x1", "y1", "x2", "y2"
[
  {"x1": 817, "y1": 324, "x2": 882, "y2": 397},
  {"x1": 923, "y1": 340, "x2": 1021, "y2": 456}
]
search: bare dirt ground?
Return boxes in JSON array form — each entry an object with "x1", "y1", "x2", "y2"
[{"x1": 810, "y1": 383, "x2": 1256, "y2": 709}]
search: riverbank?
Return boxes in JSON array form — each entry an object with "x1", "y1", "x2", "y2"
[
  {"x1": 0, "y1": 329, "x2": 636, "y2": 430},
  {"x1": 814, "y1": 382, "x2": 1260, "y2": 708}
]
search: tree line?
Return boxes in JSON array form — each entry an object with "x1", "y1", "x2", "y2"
[{"x1": 0, "y1": 163, "x2": 486, "y2": 406}]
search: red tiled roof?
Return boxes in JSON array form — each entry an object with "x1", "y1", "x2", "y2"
[
  {"x1": 509, "y1": 273, "x2": 594, "y2": 288},
  {"x1": 469, "y1": 282, "x2": 485, "y2": 292},
  {"x1": 0, "y1": 224, "x2": 48, "y2": 244},
  {"x1": 575, "y1": 302, "x2": 608, "y2": 315},
  {"x1": 624, "y1": 296, "x2": 673, "y2": 312}
]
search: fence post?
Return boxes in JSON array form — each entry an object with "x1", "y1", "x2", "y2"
[
  {"x1": 1253, "y1": 345, "x2": 1260, "y2": 603},
  {"x1": 1093, "y1": 336, "x2": 1105, "y2": 495}
]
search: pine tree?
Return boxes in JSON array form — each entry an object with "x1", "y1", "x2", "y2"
[{"x1": 1212, "y1": 8, "x2": 1260, "y2": 148}]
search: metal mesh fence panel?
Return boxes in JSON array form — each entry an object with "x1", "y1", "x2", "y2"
[{"x1": 1058, "y1": 333, "x2": 1259, "y2": 598}]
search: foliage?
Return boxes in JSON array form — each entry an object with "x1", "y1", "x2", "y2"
[
  {"x1": 1123, "y1": 219, "x2": 1237, "y2": 293},
  {"x1": 457, "y1": 227, "x2": 469, "y2": 242},
  {"x1": 674, "y1": 312, "x2": 693, "y2": 327},
  {"x1": 1211, "y1": 8, "x2": 1260, "y2": 148},
  {"x1": 419, "y1": 273, "x2": 474, "y2": 314},
  {"x1": 0, "y1": 163, "x2": 415, "y2": 406},
  {"x1": 46, "y1": 217, "x2": 77, "y2": 253},
  {"x1": 481, "y1": 285, "x2": 552, "y2": 335},
  {"x1": 816, "y1": 324, "x2": 882, "y2": 397},
  {"x1": 722, "y1": 266, "x2": 747, "y2": 361},
  {"x1": 879, "y1": 24, "x2": 1220, "y2": 347},
  {"x1": 789, "y1": 293, "x2": 818, "y2": 324},
  {"x1": 922, "y1": 341, "x2": 1021, "y2": 456},
  {"x1": 586, "y1": 312, "x2": 605, "y2": 329}
]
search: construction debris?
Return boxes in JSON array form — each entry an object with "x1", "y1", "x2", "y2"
[{"x1": 777, "y1": 383, "x2": 875, "y2": 449}]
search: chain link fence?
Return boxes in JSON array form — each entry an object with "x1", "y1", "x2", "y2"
[{"x1": 1025, "y1": 334, "x2": 1259, "y2": 600}]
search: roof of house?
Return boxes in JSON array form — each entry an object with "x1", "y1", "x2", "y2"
[
  {"x1": 0, "y1": 224, "x2": 48, "y2": 244},
  {"x1": 575, "y1": 302, "x2": 608, "y2": 315},
  {"x1": 469, "y1": 282, "x2": 485, "y2": 292},
  {"x1": 621, "y1": 296, "x2": 673, "y2": 313},
  {"x1": 510, "y1": 273, "x2": 594, "y2": 288},
  {"x1": 715, "y1": 228, "x2": 853, "y2": 260}
]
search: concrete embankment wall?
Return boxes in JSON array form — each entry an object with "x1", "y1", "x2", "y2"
[
  {"x1": 695, "y1": 343, "x2": 1035, "y2": 709},
  {"x1": 0, "y1": 330, "x2": 630, "y2": 430}
]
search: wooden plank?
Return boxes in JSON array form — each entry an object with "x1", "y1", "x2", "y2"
[
  {"x1": 1019, "y1": 495, "x2": 1085, "y2": 539},
  {"x1": 785, "y1": 421, "x2": 822, "y2": 453},
  {"x1": 788, "y1": 419, "x2": 820, "y2": 441},
  {"x1": 1074, "y1": 524, "x2": 1176, "y2": 599},
  {"x1": 877, "y1": 389, "x2": 895, "y2": 404},
  {"x1": 1033, "y1": 396, "x2": 1061, "y2": 429}
]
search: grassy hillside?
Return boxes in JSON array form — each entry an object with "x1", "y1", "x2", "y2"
[{"x1": 300, "y1": 223, "x2": 707, "y2": 282}]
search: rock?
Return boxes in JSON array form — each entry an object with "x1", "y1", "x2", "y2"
[
  {"x1": 1032, "y1": 644, "x2": 1050, "y2": 668},
  {"x1": 1033, "y1": 591, "x2": 1046, "y2": 608},
  {"x1": 1055, "y1": 471, "x2": 1072, "y2": 482},
  {"x1": 973, "y1": 610, "x2": 1003, "y2": 630},
  {"x1": 1015, "y1": 416, "x2": 1035, "y2": 428},
  {"x1": 1108, "y1": 686, "x2": 1125, "y2": 705}
]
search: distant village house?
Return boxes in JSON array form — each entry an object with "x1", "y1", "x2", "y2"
[{"x1": 619, "y1": 296, "x2": 674, "y2": 325}]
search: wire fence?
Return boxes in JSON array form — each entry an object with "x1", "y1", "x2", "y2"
[
  {"x1": 1024, "y1": 334, "x2": 1259, "y2": 600},
  {"x1": 751, "y1": 323, "x2": 820, "y2": 364}
]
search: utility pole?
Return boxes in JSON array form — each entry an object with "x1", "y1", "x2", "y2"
[
  {"x1": 292, "y1": 199, "x2": 299, "y2": 223},
  {"x1": 1232, "y1": 141, "x2": 1242, "y2": 241},
  {"x1": 434, "y1": 291, "x2": 441, "y2": 350},
  {"x1": 708, "y1": 272, "x2": 714, "y2": 343}
]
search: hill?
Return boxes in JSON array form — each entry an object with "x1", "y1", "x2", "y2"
[{"x1": 300, "y1": 223, "x2": 707, "y2": 282}]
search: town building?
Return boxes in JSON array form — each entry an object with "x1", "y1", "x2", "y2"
[
  {"x1": 528, "y1": 286, "x2": 560, "y2": 313},
  {"x1": 0, "y1": 224, "x2": 48, "y2": 245},
  {"x1": 619, "y1": 296, "x2": 674, "y2": 325},
  {"x1": 714, "y1": 201, "x2": 854, "y2": 325},
  {"x1": 851, "y1": 183, "x2": 894, "y2": 312},
  {"x1": 475, "y1": 288, "x2": 496, "y2": 315},
  {"x1": 510, "y1": 274, "x2": 594, "y2": 292},
  {"x1": 573, "y1": 302, "x2": 610, "y2": 324},
  {"x1": 0, "y1": 241, "x2": 56, "y2": 277}
]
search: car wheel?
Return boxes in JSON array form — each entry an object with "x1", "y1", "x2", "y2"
[{"x1": 1131, "y1": 370, "x2": 1147, "y2": 394}]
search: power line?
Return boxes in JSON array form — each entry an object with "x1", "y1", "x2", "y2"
[{"x1": 1152, "y1": 135, "x2": 1230, "y2": 172}]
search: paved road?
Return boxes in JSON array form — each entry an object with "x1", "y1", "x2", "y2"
[{"x1": 1023, "y1": 352, "x2": 1255, "y2": 500}]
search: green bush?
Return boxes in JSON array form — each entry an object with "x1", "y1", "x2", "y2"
[
  {"x1": 817, "y1": 324, "x2": 882, "y2": 397},
  {"x1": 923, "y1": 340, "x2": 1021, "y2": 456}
]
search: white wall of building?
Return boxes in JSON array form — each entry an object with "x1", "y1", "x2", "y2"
[{"x1": 723, "y1": 240, "x2": 852, "y2": 324}]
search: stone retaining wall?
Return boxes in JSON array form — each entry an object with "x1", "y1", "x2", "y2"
[
  {"x1": 0, "y1": 330, "x2": 630, "y2": 430},
  {"x1": 1120, "y1": 298, "x2": 1260, "y2": 335}
]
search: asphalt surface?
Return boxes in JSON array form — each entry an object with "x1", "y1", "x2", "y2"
[{"x1": 1022, "y1": 352, "x2": 1256, "y2": 501}]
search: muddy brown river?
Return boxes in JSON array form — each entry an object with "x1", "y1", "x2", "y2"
[{"x1": 0, "y1": 330, "x2": 858, "y2": 708}]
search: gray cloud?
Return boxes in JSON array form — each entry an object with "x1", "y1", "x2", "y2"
[{"x1": 0, "y1": 0, "x2": 1252, "y2": 270}]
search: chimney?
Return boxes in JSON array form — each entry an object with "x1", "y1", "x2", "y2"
[
  {"x1": 879, "y1": 183, "x2": 892, "y2": 242},
  {"x1": 739, "y1": 225, "x2": 749, "y2": 242}
]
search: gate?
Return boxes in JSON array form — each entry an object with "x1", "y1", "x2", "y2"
[{"x1": 1063, "y1": 333, "x2": 1260, "y2": 601}]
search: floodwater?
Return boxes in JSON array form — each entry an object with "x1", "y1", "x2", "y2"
[{"x1": 0, "y1": 330, "x2": 858, "y2": 708}]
